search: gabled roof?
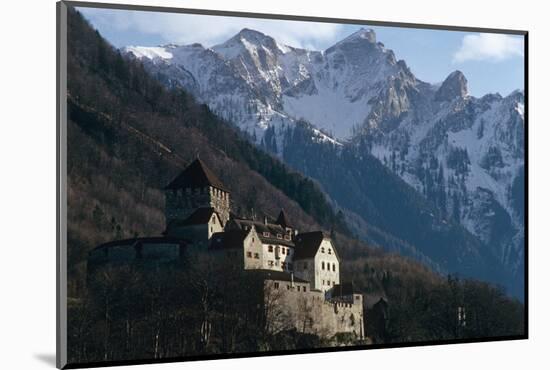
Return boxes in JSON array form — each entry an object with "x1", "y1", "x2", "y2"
[
  {"x1": 230, "y1": 218, "x2": 295, "y2": 247},
  {"x1": 169, "y1": 207, "x2": 218, "y2": 227},
  {"x1": 165, "y1": 158, "x2": 228, "y2": 192},
  {"x1": 276, "y1": 209, "x2": 290, "y2": 228},
  {"x1": 209, "y1": 230, "x2": 250, "y2": 250},
  {"x1": 294, "y1": 231, "x2": 339, "y2": 260}
]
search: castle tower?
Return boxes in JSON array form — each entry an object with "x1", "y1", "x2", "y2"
[{"x1": 164, "y1": 159, "x2": 231, "y2": 227}]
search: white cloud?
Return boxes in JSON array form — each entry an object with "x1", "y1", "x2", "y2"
[
  {"x1": 78, "y1": 8, "x2": 343, "y2": 50},
  {"x1": 453, "y1": 33, "x2": 523, "y2": 63}
]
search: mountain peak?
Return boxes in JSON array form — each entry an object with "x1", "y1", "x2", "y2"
[
  {"x1": 435, "y1": 70, "x2": 468, "y2": 102},
  {"x1": 236, "y1": 28, "x2": 268, "y2": 40},
  {"x1": 213, "y1": 28, "x2": 290, "y2": 57},
  {"x1": 339, "y1": 28, "x2": 377, "y2": 45},
  {"x1": 325, "y1": 28, "x2": 377, "y2": 55}
]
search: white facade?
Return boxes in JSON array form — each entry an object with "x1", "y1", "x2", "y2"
[
  {"x1": 260, "y1": 241, "x2": 294, "y2": 272},
  {"x1": 243, "y1": 227, "x2": 264, "y2": 270},
  {"x1": 295, "y1": 238, "x2": 339, "y2": 292}
]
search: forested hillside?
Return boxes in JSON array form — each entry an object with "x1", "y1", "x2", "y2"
[{"x1": 65, "y1": 7, "x2": 524, "y2": 364}]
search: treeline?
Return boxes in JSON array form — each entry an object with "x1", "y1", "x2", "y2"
[
  {"x1": 69, "y1": 258, "x2": 332, "y2": 364},
  {"x1": 344, "y1": 256, "x2": 524, "y2": 343}
]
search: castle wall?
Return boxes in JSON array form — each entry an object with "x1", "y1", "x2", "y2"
[
  {"x1": 209, "y1": 187, "x2": 230, "y2": 225},
  {"x1": 293, "y1": 257, "x2": 315, "y2": 286},
  {"x1": 264, "y1": 280, "x2": 364, "y2": 340},
  {"x1": 165, "y1": 186, "x2": 230, "y2": 227},
  {"x1": 88, "y1": 239, "x2": 185, "y2": 276},
  {"x1": 166, "y1": 214, "x2": 223, "y2": 252}
]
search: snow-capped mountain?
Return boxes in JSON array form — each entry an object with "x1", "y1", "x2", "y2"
[
  {"x1": 124, "y1": 27, "x2": 401, "y2": 144},
  {"x1": 123, "y1": 28, "x2": 525, "y2": 284}
]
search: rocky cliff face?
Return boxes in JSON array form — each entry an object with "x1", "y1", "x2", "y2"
[{"x1": 123, "y1": 28, "x2": 525, "y2": 292}]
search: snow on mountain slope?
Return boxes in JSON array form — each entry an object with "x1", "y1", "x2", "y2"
[{"x1": 123, "y1": 28, "x2": 525, "y2": 279}]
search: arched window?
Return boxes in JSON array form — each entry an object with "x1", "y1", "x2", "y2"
[
  {"x1": 332, "y1": 263, "x2": 336, "y2": 272},
  {"x1": 322, "y1": 262, "x2": 325, "y2": 270}
]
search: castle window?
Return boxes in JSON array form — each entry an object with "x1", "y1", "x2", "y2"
[
  {"x1": 282, "y1": 262, "x2": 286, "y2": 269},
  {"x1": 322, "y1": 280, "x2": 325, "y2": 285},
  {"x1": 254, "y1": 253, "x2": 260, "y2": 259},
  {"x1": 246, "y1": 251, "x2": 252, "y2": 258},
  {"x1": 287, "y1": 285, "x2": 290, "y2": 290},
  {"x1": 332, "y1": 263, "x2": 336, "y2": 272},
  {"x1": 212, "y1": 216, "x2": 216, "y2": 224},
  {"x1": 321, "y1": 247, "x2": 325, "y2": 253},
  {"x1": 304, "y1": 286, "x2": 307, "y2": 292},
  {"x1": 268, "y1": 260, "x2": 274, "y2": 267},
  {"x1": 274, "y1": 282, "x2": 279, "y2": 289},
  {"x1": 282, "y1": 248, "x2": 286, "y2": 255},
  {"x1": 322, "y1": 262, "x2": 325, "y2": 270},
  {"x1": 268, "y1": 245, "x2": 273, "y2": 252},
  {"x1": 263, "y1": 232, "x2": 270, "y2": 237},
  {"x1": 277, "y1": 233, "x2": 282, "y2": 239},
  {"x1": 328, "y1": 248, "x2": 332, "y2": 254}
]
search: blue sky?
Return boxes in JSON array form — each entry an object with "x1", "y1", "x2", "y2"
[{"x1": 78, "y1": 7, "x2": 524, "y2": 98}]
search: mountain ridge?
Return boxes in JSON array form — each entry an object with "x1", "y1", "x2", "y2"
[{"x1": 122, "y1": 27, "x2": 524, "y2": 298}]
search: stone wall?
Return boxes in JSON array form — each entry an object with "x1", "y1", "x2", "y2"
[
  {"x1": 165, "y1": 186, "x2": 230, "y2": 226},
  {"x1": 264, "y1": 280, "x2": 364, "y2": 340}
]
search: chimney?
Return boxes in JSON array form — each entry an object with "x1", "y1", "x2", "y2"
[{"x1": 264, "y1": 216, "x2": 268, "y2": 225}]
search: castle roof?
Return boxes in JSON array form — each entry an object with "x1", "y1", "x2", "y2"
[
  {"x1": 170, "y1": 207, "x2": 218, "y2": 227},
  {"x1": 209, "y1": 230, "x2": 249, "y2": 250},
  {"x1": 165, "y1": 158, "x2": 228, "y2": 192},
  {"x1": 230, "y1": 218, "x2": 295, "y2": 247},
  {"x1": 276, "y1": 209, "x2": 290, "y2": 228},
  {"x1": 294, "y1": 231, "x2": 338, "y2": 260}
]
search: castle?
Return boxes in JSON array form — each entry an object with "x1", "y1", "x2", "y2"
[{"x1": 89, "y1": 159, "x2": 364, "y2": 340}]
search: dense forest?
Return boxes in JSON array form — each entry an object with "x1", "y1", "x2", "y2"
[{"x1": 65, "y1": 7, "x2": 524, "y2": 365}]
